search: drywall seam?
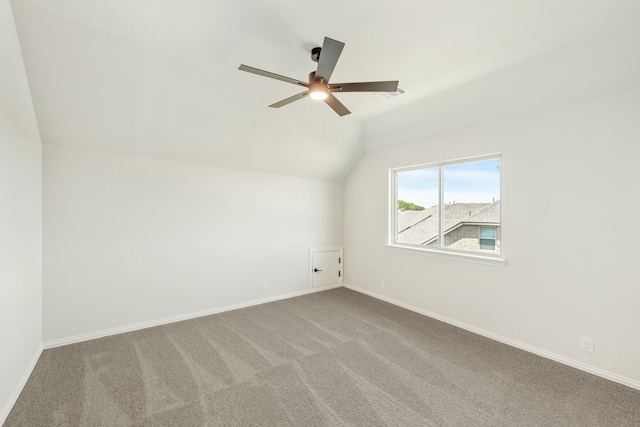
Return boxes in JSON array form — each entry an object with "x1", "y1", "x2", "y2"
[
  {"x1": 343, "y1": 283, "x2": 640, "y2": 391},
  {"x1": 43, "y1": 284, "x2": 342, "y2": 349},
  {"x1": 0, "y1": 343, "x2": 43, "y2": 426}
]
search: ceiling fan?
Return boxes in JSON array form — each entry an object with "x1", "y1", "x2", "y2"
[{"x1": 239, "y1": 37, "x2": 399, "y2": 117}]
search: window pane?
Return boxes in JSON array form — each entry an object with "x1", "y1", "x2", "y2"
[
  {"x1": 479, "y1": 226, "x2": 496, "y2": 238},
  {"x1": 443, "y1": 159, "x2": 500, "y2": 253},
  {"x1": 479, "y1": 239, "x2": 496, "y2": 250},
  {"x1": 396, "y1": 167, "x2": 438, "y2": 245}
]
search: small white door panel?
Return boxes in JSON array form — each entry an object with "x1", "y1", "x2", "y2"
[{"x1": 309, "y1": 247, "x2": 342, "y2": 289}]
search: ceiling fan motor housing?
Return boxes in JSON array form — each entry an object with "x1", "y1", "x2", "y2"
[{"x1": 308, "y1": 71, "x2": 326, "y2": 84}]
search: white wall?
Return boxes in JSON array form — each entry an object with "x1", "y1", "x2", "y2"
[
  {"x1": 344, "y1": 88, "x2": 640, "y2": 387},
  {"x1": 0, "y1": 0, "x2": 43, "y2": 422},
  {"x1": 43, "y1": 145, "x2": 342, "y2": 342}
]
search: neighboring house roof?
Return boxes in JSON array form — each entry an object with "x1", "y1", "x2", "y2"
[{"x1": 397, "y1": 200, "x2": 500, "y2": 245}]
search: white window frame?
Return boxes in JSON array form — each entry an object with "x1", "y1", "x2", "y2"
[{"x1": 387, "y1": 154, "x2": 505, "y2": 266}]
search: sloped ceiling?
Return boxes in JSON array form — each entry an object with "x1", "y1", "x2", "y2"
[{"x1": 10, "y1": 0, "x2": 640, "y2": 180}]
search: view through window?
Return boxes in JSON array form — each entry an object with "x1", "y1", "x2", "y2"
[{"x1": 393, "y1": 156, "x2": 501, "y2": 255}]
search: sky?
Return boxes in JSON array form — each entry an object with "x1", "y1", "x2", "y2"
[{"x1": 397, "y1": 158, "x2": 500, "y2": 208}]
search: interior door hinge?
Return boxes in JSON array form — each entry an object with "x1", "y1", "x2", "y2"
[
  {"x1": 338, "y1": 271, "x2": 341, "y2": 277},
  {"x1": 339, "y1": 257, "x2": 341, "y2": 264}
]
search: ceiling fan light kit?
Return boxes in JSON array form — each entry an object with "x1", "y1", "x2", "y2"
[
  {"x1": 239, "y1": 37, "x2": 399, "y2": 116},
  {"x1": 309, "y1": 85, "x2": 328, "y2": 100}
]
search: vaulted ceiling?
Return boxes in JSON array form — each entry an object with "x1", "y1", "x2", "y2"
[{"x1": 10, "y1": 0, "x2": 639, "y2": 180}]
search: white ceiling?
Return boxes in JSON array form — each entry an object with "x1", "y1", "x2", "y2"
[{"x1": 10, "y1": 0, "x2": 640, "y2": 180}]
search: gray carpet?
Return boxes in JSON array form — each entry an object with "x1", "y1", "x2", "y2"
[{"x1": 5, "y1": 288, "x2": 640, "y2": 426}]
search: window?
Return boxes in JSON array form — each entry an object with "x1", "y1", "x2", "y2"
[
  {"x1": 390, "y1": 155, "x2": 501, "y2": 260},
  {"x1": 479, "y1": 226, "x2": 497, "y2": 251}
]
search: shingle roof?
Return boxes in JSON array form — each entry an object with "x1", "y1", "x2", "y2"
[
  {"x1": 464, "y1": 200, "x2": 501, "y2": 224},
  {"x1": 397, "y1": 200, "x2": 500, "y2": 245}
]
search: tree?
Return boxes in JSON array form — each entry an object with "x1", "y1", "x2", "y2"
[{"x1": 397, "y1": 200, "x2": 425, "y2": 212}]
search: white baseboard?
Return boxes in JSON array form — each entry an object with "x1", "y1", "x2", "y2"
[
  {"x1": 343, "y1": 283, "x2": 640, "y2": 391},
  {"x1": 44, "y1": 284, "x2": 343, "y2": 349},
  {"x1": 1, "y1": 343, "x2": 44, "y2": 426}
]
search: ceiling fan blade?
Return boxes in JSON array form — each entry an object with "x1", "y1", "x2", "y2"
[
  {"x1": 330, "y1": 81, "x2": 399, "y2": 93},
  {"x1": 324, "y1": 93, "x2": 351, "y2": 116},
  {"x1": 315, "y1": 37, "x2": 344, "y2": 82},
  {"x1": 269, "y1": 91, "x2": 309, "y2": 108},
  {"x1": 239, "y1": 64, "x2": 308, "y2": 87}
]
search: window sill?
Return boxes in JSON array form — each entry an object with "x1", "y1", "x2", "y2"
[{"x1": 385, "y1": 244, "x2": 506, "y2": 267}]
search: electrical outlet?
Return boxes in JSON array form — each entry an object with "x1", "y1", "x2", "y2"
[
  {"x1": 580, "y1": 336, "x2": 594, "y2": 353},
  {"x1": 262, "y1": 282, "x2": 269, "y2": 292},
  {"x1": 380, "y1": 280, "x2": 386, "y2": 289}
]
